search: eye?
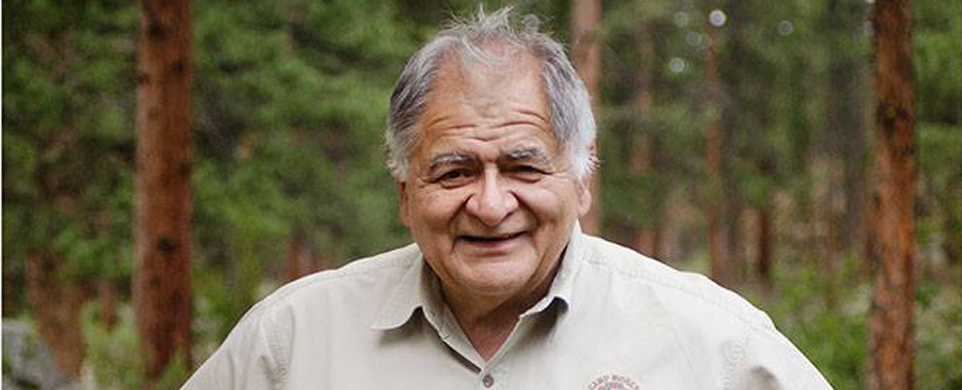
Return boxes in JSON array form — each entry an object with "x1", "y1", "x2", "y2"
[
  {"x1": 435, "y1": 169, "x2": 473, "y2": 187},
  {"x1": 440, "y1": 170, "x2": 464, "y2": 180},
  {"x1": 515, "y1": 165, "x2": 540, "y2": 173},
  {"x1": 509, "y1": 165, "x2": 546, "y2": 181}
]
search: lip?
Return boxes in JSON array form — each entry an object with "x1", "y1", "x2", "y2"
[{"x1": 456, "y1": 231, "x2": 527, "y2": 253}]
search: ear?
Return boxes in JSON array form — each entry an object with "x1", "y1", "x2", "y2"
[
  {"x1": 577, "y1": 143, "x2": 597, "y2": 217},
  {"x1": 397, "y1": 180, "x2": 410, "y2": 227},
  {"x1": 577, "y1": 176, "x2": 593, "y2": 217}
]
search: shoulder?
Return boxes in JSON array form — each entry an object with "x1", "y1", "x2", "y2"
[
  {"x1": 185, "y1": 244, "x2": 422, "y2": 388},
  {"x1": 580, "y1": 235, "x2": 775, "y2": 334},
  {"x1": 578, "y1": 236, "x2": 830, "y2": 389},
  {"x1": 262, "y1": 244, "x2": 418, "y2": 304},
  {"x1": 210, "y1": 243, "x2": 422, "y2": 358},
  {"x1": 246, "y1": 243, "x2": 421, "y2": 322}
]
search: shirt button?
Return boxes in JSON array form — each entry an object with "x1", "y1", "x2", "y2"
[{"x1": 482, "y1": 374, "x2": 495, "y2": 388}]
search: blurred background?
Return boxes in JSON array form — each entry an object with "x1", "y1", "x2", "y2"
[{"x1": 2, "y1": 0, "x2": 959, "y2": 389}]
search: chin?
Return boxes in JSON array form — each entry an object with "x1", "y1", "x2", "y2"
[{"x1": 460, "y1": 263, "x2": 534, "y2": 295}]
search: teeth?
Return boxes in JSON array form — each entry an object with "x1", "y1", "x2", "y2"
[{"x1": 464, "y1": 232, "x2": 520, "y2": 242}]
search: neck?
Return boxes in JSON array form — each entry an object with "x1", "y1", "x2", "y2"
[{"x1": 441, "y1": 266, "x2": 560, "y2": 361}]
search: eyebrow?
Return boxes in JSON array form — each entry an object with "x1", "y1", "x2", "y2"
[
  {"x1": 500, "y1": 147, "x2": 551, "y2": 165},
  {"x1": 425, "y1": 147, "x2": 552, "y2": 176},
  {"x1": 427, "y1": 152, "x2": 476, "y2": 173}
]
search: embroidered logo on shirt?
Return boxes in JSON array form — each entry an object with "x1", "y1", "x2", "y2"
[{"x1": 588, "y1": 374, "x2": 640, "y2": 390}]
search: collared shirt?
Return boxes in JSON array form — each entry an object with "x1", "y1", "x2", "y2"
[{"x1": 183, "y1": 226, "x2": 832, "y2": 389}]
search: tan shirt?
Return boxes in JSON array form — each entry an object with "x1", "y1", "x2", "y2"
[{"x1": 183, "y1": 227, "x2": 832, "y2": 389}]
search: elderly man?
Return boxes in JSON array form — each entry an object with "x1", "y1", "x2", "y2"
[{"x1": 184, "y1": 8, "x2": 831, "y2": 389}]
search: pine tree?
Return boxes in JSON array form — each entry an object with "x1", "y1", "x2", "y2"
[
  {"x1": 134, "y1": 0, "x2": 194, "y2": 383},
  {"x1": 868, "y1": 0, "x2": 917, "y2": 388}
]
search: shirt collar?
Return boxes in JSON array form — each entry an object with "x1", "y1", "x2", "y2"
[
  {"x1": 369, "y1": 253, "x2": 443, "y2": 330},
  {"x1": 523, "y1": 221, "x2": 586, "y2": 316},
  {"x1": 369, "y1": 222, "x2": 588, "y2": 330}
]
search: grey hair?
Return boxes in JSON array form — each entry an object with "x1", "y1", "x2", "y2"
[{"x1": 385, "y1": 6, "x2": 597, "y2": 182}]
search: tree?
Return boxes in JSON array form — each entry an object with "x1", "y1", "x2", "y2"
[
  {"x1": 188, "y1": 0, "x2": 420, "y2": 337},
  {"x1": 571, "y1": 0, "x2": 603, "y2": 235},
  {"x1": 133, "y1": 0, "x2": 194, "y2": 383},
  {"x1": 821, "y1": 0, "x2": 871, "y2": 307},
  {"x1": 631, "y1": 18, "x2": 662, "y2": 258},
  {"x1": 868, "y1": 0, "x2": 917, "y2": 388},
  {"x1": 3, "y1": 1, "x2": 138, "y2": 379},
  {"x1": 24, "y1": 253, "x2": 87, "y2": 377},
  {"x1": 703, "y1": 4, "x2": 729, "y2": 285}
]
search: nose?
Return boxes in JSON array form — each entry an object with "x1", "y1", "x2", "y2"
[{"x1": 465, "y1": 169, "x2": 518, "y2": 226}]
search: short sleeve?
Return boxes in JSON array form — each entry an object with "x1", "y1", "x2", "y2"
[
  {"x1": 181, "y1": 304, "x2": 284, "y2": 390},
  {"x1": 727, "y1": 313, "x2": 833, "y2": 390}
]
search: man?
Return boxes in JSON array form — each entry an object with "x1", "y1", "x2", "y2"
[{"x1": 184, "y1": 8, "x2": 831, "y2": 389}]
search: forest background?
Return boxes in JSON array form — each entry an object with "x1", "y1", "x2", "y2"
[{"x1": 2, "y1": 0, "x2": 959, "y2": 389}]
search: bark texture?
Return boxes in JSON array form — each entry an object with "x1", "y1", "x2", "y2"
[
  {"x1": 25, "y1": 253, "x2": 88, "y2": 378},
  {"x1": 133, "y1": 0, "x2": 194, "y2": 382},
  {"x1": 571, "y1": 0, "x2": 602, "y2": 235},
  {"x1": 869, "y1": 0, "x2": 916, "y2": 388}
]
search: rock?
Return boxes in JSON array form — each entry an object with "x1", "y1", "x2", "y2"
[{"x1": 2, "y1": 319, "x2": 79, "y2": 390}]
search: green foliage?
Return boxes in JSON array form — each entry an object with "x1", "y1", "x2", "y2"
[
  {"x1": 3, "y1": 0, "x2": 960, "y2": 386},
  {"x1": 154, "y1": 353, "x2": 191, "y2": 390},
  {"x1": 759, "y1": 255, "x2": 870, "y2": 390},
  {"x1": 918, "y1": 123, "x2": 962, "y2": 262},
  {"x1": 188, "y1": 0, "x2": 435, "y2": 342},
  {"x1": 82, "y1": 304, "x2": 143, "y2": 389},
  {"x1": 83, "y1": 302, "x2": 193, "y2": 389},
  {"x1": 915, "y1": 282, "x2": 962, "y2": 390},
  {"x1": 915, "y1": 0, "x2": 962, "y2": 124},
  {"x1": 3, "y1": 0, "x2": 138, "y2": 298},
  {"x1": 750, "y1": 250, "x2": 962, "y2": 390},
  {"x1": 914, "y1": 125, "x2": 962, "y2": 390}
]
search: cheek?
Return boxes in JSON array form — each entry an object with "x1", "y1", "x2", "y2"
[
  {"x1": 513, "y1": 184, "x2": 579, "y2": 221},
  {"x1": 411, "y1": 188, "x2": 470, "y2": 227}
]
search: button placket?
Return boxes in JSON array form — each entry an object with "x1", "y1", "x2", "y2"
[
  {"x1": 479, "y1": 364, "x2": 509, "y2": 389},
  {"x1": 482, "y1": 374, "x2": 495, "y2": 388}
]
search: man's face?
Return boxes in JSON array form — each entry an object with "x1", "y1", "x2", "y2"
[{"x1": 398, "y1": 55, "x2": 591, "y2": 304}]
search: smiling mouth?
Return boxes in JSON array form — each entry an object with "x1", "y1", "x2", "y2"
[{"x1": 460, "y1": 232, "x2": 525, "y2": 243}]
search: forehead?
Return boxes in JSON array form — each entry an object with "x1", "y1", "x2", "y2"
[
  {"x1": 412, "y1": 55, "x2": 555, "y2": 157},
  {"x1": 429, "y1": 49, "x2": 546, "y2": 111}
]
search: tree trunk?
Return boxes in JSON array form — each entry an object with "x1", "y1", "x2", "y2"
[
  {"x1": 571, "y1": 0, "x2": 602, "y2": 235},
  {"x1": 314, "y1": 251, "x2": 328, "y2": 273},
  {"x1": 756, "y1": 205, "x2": 773, "y2": 287},
  {"x1": 865, "y1": 189, "x2": 882, "y2": 278},
  {"x1": 3, "y1": 262, "x2": 19, "y2": 317},
  {"x1": 98, "y1": 278, "x2": 118, "y2": 330},
  {"x1": 704, "y1": 19, "x2": 729, "y2": 286},
  {"x1": 824, "y1": 201, "x2": 838, "y2": 309},
  {"x1": 631, "y1": 135, "x2": 658, "y2": 256},
  {"x1": 841, "y1": 74, "x2": 870, "y2": 255},
  {"x1": 722, "y1": 150, "x2": 743, "y2": 285},
  {"x1": 632, "y1": 23, "x2": 662, "y2": 259},
  {"x1": 822, "y1": 0, "x2": 845, "y2": 307},
  {"x1": 133, "y1": 0, "x2": 194, "y2": 383},
  {"x1": 825, "y1": 0, "x2": 871, "y2": 258},
  {"x1": 25, "y1": 253, "x2": 87, "y2": 378},
  {"x1": 283, "y1": 232, "x2": 314, "y2": 283},
  {"x1": 868, "y1": 0, "x2": 916, "y2": 388}
]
